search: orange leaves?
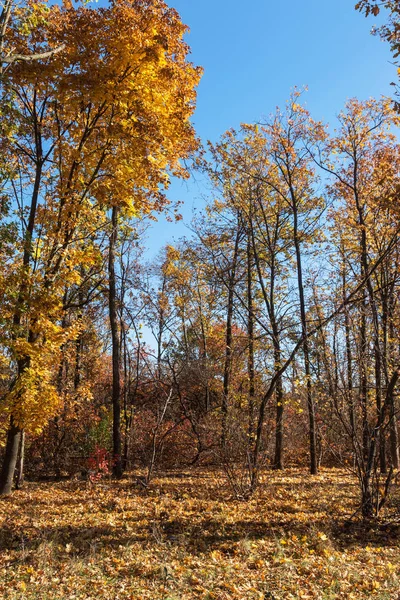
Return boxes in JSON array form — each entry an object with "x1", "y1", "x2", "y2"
[{"x1": 0, "y1": 468, "x2": 399, "y2": 598}]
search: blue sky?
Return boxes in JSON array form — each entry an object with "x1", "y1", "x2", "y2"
[{"x1": 145, "y1": 0, "x2": 395, "y2": 258}]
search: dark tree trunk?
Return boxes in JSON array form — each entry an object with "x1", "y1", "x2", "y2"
[
  {"x1": 375, "y1": 345, "x2": 386, "y2": 473},
  {"x1": 361, "y1": 370, "x2": 398, "y2": 518},
  {"x1": 0, "y1": 115, "x2": 43, "y2": 495},
  {"x1": 15, "y1": 431, "x2": 25, "y2": 490},
  {"x1": 248, "y1": 209, "x2": 284, "y2": 477},
  {"x1": 246, "y1": 236, "x2": 256, "y2": 439},
  {"x1": 343, "y1": 268, "x2": 355, "y2": 436},
  {"x1": 360, "y1": 304, "x2": 369, "y2": 462},
  {"x1": 355, "y1": 192, "x2": 383, "y2": 467},
  {"x1": 388, "y1": 383, "x2": 399, "y2": 470},
  {"x1": 388, "y1": 305, "x2": 399, "y2": 469},
  {"x1": 221, "y1": 228, "x2": 240, "y2": 447},
  {"x1": 271, "y1": 255, "x2": 284, "y2": 470},
  {"x1": 0, "y1": 417, "x2": 22, "y2": 495},
  {"x1": 273, "y1": 346, "x2": 284, "y2": 470},
  {"x1": 293, "y1": 205, "x2": 317, "y2": 475},
  {"x1": 122, "y1": 325, "x2": 135, "y2": 472},
  {"x1": 109, "y1": 206, "x2": 122, "y2": 478}
]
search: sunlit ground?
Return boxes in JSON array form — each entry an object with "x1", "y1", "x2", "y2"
[{"x1": 0, "y1": 468, "x2": 399, "y2": 599}]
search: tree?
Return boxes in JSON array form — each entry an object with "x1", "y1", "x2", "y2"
[
  {"x1": 207, "y1": 94, "x2": 327, "y2": 479},
  {"x1": 0, "y1": 0, "x2": 65, "y2": 80},
  {"x1": 0, "y1": 0, "x2": 201, "y2": 494},
  {"x1": 321, "y1": 98, "x2": 400, "y2": 516},
  {"x1": 356, "y1": 1, "x2": 400, "y2": 108}
]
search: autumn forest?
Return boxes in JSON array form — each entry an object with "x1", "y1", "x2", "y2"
[{"x1": 1, "y1": 0, "x2": 400, "y2": 598}]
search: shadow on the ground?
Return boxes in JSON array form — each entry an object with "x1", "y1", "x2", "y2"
[
  {"x1": 1, "y1": 469, "x2": 399, "y2": 566},
  {"x1": 1, "y1": 510, "x2": 399, "y2": 563}
]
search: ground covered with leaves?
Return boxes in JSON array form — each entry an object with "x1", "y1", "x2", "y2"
[{"x1": 0, "y1": 468, "x2": 399, "y2": 599}]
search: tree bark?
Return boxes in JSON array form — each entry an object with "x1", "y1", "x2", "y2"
[
  {"x1": 375, "y1": 345, "x2": 386, "y2": 473},
  {"x1": 292, "y1": 204, "x2": 317, "y2": 475},
  {"x1": 273, "y1": 346, "x2": 284, "y2": 470},
  {"x1": 221, "y1": 228, "x2": 240, "y2": 447},
  {"x1": 0, "y1": 417, "x2": 22, "y2": 495},
  {"x1": 246, "y1": 236, "x2": 256, "y2": 440},
  {"x1": 343, "y1": 267, "x2": 355, "y2": 436},
  {"x1": 0, "y1": 107, "x2": 43, "y2": 495},
  {"x1": 15, "y1": 430, "x2": 25, "y2": 490},
  {"x1": 109, "y1": 206, "x2": 122, "y2": 478},
  {"x1": 387, "y1": 300, "x2": 399, "y2": 469}
]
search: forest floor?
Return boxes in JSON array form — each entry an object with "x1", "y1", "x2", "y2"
[{"x1": 0, "y1": 467, "x2": 400, "y2": 599}]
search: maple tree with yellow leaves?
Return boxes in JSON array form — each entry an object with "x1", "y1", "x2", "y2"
[{"x1": 0, "y1": 0, "x2": 201, "y2": 494}]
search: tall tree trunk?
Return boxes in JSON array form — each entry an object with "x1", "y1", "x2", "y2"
[
  {"x1": 273, "y1": 345, "x2": 284, "y2": 470},
  {"x1": 122, "y1": 325, "x2": 129, "y2": 471},
  {"x1": 292, "y1": 204, "x2": 317, "y2": 474},
  {"x1": 109, "y1": 206, "x2": 122, "y2": 478},
  {"x1": 388, "y1": 309, "x2": 399, "y2": 469},
  {"x1": 248, "y1": 212, "x2": 284, "y2": 478},
  {"x1": 388, "y1": 384, "x2": 399, "y2": 470},
  {"x1": 0, "y1": 113, "x2": 43, "y2": 495},
  {"x1": 271, "y1": 266, "x2": 284, "y2": 470},
  {"x1": 194, "y1": 275, "x2": 210, "y2": 413},
  {"x1": 221, "y1": 228, "x2": 240, "y2": 447},
  {"x1": 355, "y1": 192, "x2": 385, "y2": 468},
  {"x1": 375, "y1": 345, "x2": 386, "y2": 473},
  {"x1": 122, "y1": 325, "x2": 135, "y2": 471},
  {"x1": 360, "y1": 303, "x2": 369, "y2": 462},
  {"x1": 355, "y1": 202, "x2": 371, "y2": 463},
  {"x1": 343, "y1": 267, "x2": 355, "y2": 436},
  {"x1": 247, "y1": 236, "x2": 256, "y2": 440}
]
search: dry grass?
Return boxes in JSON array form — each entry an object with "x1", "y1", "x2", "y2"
[{"x1": 0, "y1": 467, "x2": 399, "y2": 599}]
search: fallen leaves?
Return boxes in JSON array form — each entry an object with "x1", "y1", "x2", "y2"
[{"x1": 0, "y1": 468, "x2": 399, "y2": 598}]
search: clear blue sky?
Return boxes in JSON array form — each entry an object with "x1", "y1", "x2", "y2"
[{"x1": 144, "y1": 0, "x2": 395, "y2": 257}]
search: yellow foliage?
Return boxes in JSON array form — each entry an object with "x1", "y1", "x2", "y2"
[{"x1": 0, "y1": 0, "x2": 201, "y2": 436}]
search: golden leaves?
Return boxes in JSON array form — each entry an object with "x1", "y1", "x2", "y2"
[
  {"x1": 0, "y1": 0, "x2": 201, "y2": 437},
  {"x1": 2, "y1": 316, "x2": 83, "y2": 433},
  {"x1": 8, "y1": 0, "x2": 201, "y2": 216},
  {"x1": 0, "y1": 468, "x2": 399, "y2": 598}
]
